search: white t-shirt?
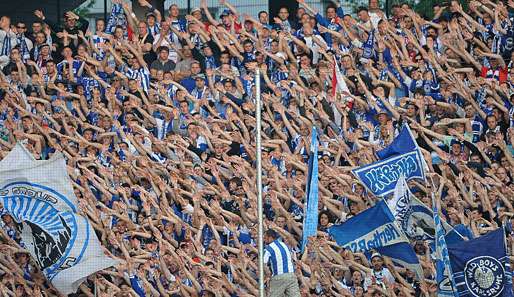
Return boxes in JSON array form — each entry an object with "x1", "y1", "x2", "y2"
[{"x1": 365, "y1": 267, "x2": 395, "y2": 285}]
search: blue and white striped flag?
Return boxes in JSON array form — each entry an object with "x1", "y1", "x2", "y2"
[
  {"x1": 433, "y1": 193, "x2": 458, "y2": 297},
  {"x1": 301, "y1": 127, "x2": 319, "y2": 252},
  {"x1": 0, "y1": 144, "x2": 118, "y2": 295},
  {"x1": 105, "y1": 2, "x2": 128, "y2": 37}
]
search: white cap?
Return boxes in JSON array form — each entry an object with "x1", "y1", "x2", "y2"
[{"x1": 371, "y1": 252, "x2": 382, "y2": 259}]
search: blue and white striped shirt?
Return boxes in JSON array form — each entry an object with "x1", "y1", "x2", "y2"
[
  {"x1": 264, "y1": 239, "x2": 295, "y2": 276},
  {"x1": 124, "y1": 66, "x2": 150, "y2": 94},
  {"x1": 91, "y1": 34, "x2": 108, "y2": 61}
]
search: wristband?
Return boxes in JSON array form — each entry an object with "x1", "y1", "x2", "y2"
[{"x1": 148, "y1": 5, "x2": 154, "y2": 11}]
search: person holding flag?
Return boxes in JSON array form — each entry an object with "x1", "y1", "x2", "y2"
[{"x1": 328, "y1": 199, "x2": 424, "y2": 279}]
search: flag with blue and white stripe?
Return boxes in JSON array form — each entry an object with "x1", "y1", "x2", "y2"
[
  {"x1": 0, "y1": 143, "x2": 118, "y2": 295},
  {"x1": 433, "y1": 193, "x2": 458, "y2": 297},
  {"x1": 301, "y1": 126, "x2": 319, "y2": 252}
]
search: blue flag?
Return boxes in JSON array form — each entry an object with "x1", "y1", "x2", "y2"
[
  {"x1": 433, "y1": 194, "x2": 458, "y2": 297},
  {"x1": 377, "y1": 125, "x2": 418, "y2": 159},
  {"x1": 448, "y1": 229, "x2": 513, "y2": 297},
  {"x1": 352, "y1": 150, "x2": 426, "y2": 197},
  {"x1": 301, "y1": 127, "x2": 319, "y2": 252},
  {"x1": 328, "y1": 200, "x2": 423, "y2": 277}
]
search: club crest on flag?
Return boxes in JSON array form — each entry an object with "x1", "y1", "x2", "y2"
[
  {"x1": 401, "y1": 204, "x2": 436, "y2": 239},
  {"x1": 0, "y1": 182, "x2": 80, "y2": 280},
  {"x1": 464, "y1": 256, "x2": 505, "y2": 297}
]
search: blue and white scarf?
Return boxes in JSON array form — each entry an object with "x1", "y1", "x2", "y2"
[
  {"x1": 362, "y1": 29, "x2": 375, "y2": 60},
  {"x1": 105, "y1": 3, "x2": 128, "y2": 38},
  {"x1": 1, "y1": 30, "x2": 12, "y2": 56},
  {"x1": 17, "y1": 35, "x2": 29, "y2": 61}
]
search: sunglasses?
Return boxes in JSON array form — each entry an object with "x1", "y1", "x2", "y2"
[{"x1": 17, "y1": 26, "x2": 26, "y2": 29}]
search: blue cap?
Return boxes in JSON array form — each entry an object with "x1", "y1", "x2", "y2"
[
  {"x1": 450, "y1": 139, "x2": 462, "y2": 146},
  {"x1": 220, "y1": 9, "x2": 232, "y2": 17}
]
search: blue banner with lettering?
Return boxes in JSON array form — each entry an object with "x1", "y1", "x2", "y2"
[
  {"x1": 448, "y1": 229, "x2": 513, "y2": 297},
  {"x1": 328, "y1": 200, "x2": 423, "y2": 277},
  {"x1": 352, "y1": 150, "x2": 426, "y2": 197},
  {"x1": 301, "y1": 127, "x2": 319, "y2": 252}
]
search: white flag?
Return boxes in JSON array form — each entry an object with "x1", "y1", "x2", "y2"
[
  {"x1": 0, "y1": 145, "x2": 118, "y2": 294},
  {"x1": 332, "y1": 56, "x2": 351, "y2": 97},
  {"x1": 0, "y1": 142, "x2": 36, "y2": 168},
  {"x1": 388, "y1": 175, "x2": 460, "y2": 241},
  {"x1": 388, "y1": 174, "x2": 411, "y2": 217}
]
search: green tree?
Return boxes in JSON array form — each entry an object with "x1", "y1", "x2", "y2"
[{"x1": 349, "y1": 0, "x2": 468, "y2": 19}]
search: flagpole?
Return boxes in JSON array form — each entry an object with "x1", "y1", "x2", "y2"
[{"x1": 255, "y1": 67, "x2": 265, "y2": 297}]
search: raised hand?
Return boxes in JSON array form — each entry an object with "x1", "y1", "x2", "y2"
[
  {"x1": 138, "y1": 0, "x2": 150, "y2": 7},
  {"x1": 34, "y1": 10, "x2": 45, "y2": 20}
]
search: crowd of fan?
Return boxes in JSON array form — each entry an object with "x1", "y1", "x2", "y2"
[{"x1": 0, "y1": 0, "x2": 513, "y2": 296}]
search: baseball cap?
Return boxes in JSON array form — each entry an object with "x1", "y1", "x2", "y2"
[
  {"x1": 450, "y1": 139, "x2": 462, "y2": 147},
  {"x1": 193, "y1": 74, "x2": 206, "y2": 80},
  {"x1": 375, "y1": 109, "x2": 391, "y2": 118},
  {"x1": 371, "y1": 252, "x2": 382, "y2": 260},
  {"x1": 220, "y1": 9, "x2": 232, "y2": 17},
  {"x1": 191, "y1": 7, "x2": 201, "y2": 14}
]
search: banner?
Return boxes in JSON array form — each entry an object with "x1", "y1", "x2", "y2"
[
  {"x1": 352, "y1": 150, "x2": 425, "y2": 197},
  {"x1": 328, "y1": 200, "x2": 423, "y2": 277},
  {"x1": 362, "y1": 29, "x2": 375, "y2": 60},
  {"x1": 0, "y1": 145, "x2": 118, "y2": 295},
  {"x1": 448, "y1": 229, "x2": 513, "y2": 297},
  {"x1": 301, "y1": 127, "x2": 319, "y2": 252}
]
